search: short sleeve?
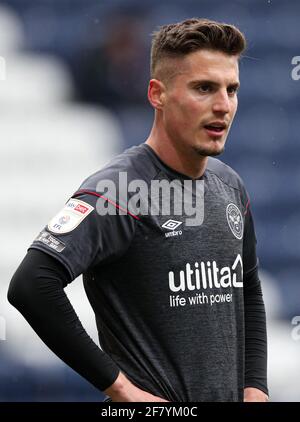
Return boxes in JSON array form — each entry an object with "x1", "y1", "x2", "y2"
[
  {"x1": 29, "y1": 192, "x2": 137, "y2": 280},
  {"x1": 242, "y1": 195, "x2": 258, "y2": 275}
]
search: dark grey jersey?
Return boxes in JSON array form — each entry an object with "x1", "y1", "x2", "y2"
[{"x1": 30, "y1": 143, "x2": 267, "y2": 402}]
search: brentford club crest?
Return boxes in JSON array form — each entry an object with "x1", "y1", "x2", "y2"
[{"x1": 226, "y1": 203, "x2": 243, "y2": 240}]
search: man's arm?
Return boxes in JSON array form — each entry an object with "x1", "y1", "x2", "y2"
[
  {"x1": 242, "y1": 201, "x2": 268, "y2": 402},
  {"x1": 8, "y1": 249, "x2": 120, "y2": 392},
  {"x1": 243, "y1": 264, "x2": 268, "y2": 401},
  {"x1": 8, "y1": 249, "x2": 168, "y2": 402}
]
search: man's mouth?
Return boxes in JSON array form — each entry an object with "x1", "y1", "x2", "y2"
[{"x1": 203, "y1": 121, "x2": 227, "y2": 137}]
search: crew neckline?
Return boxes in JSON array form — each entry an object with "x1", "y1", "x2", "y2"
[{"x1": 141, "y1": 143, "x2": 206, "y2": 182}]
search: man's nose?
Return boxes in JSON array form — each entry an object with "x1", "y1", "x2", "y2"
[{"x1": 212, "y1": 90, "x2": 230, "y2": 114}]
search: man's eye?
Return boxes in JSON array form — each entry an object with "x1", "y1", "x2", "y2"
[
  {"x1": 228, "y1": 86, "x2": 239, "y2": 95},
  {"x1": 197, "y1": 85, "x2": 211, "y2": 93}
]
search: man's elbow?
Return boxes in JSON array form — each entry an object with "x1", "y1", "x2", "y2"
[
  {"x1": 7, "y1": 249, "x2": 69, "y2": 316},
  {"x1": 7, "y1": 252, "x2": 38, "y2": 313},
  {"x1": 7, "y1": 266, "x2": 28, "y2": 311}
]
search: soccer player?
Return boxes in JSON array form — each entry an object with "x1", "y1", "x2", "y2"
[{"x1": 8, "y1": 18, "x2": 268, "y2": 402}]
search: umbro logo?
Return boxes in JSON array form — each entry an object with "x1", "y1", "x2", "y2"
[
  {"x1": 162, "y1": 220, "x2": 183, "y2": 238},
  {"x1": 162, "y1": 220, "x2": 182, "y2": 231}
]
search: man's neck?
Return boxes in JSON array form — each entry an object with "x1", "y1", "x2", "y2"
[{"x1": 145, "y1": 129, "x2": 208, "y2": 180}]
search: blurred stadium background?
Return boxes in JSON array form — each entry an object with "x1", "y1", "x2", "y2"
[{"x1": 0, "y1": 0, "x2": 299, "y2": 402}]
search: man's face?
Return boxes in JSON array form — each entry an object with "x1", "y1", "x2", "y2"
[{"x1": 160, "y1": 49, "x2": 240, "y2": 157}]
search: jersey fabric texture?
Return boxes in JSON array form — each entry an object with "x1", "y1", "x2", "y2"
[{"x1": 28, "y1": 143, "x2": 268, "y2": 402}]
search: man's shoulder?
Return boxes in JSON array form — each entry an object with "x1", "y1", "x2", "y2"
[
  {"x1": 206, "y1": 157, "x2": 245, "y2": 192},
  {"x1": 78, "y1": 144, "x2": 157, "y2": 191}
]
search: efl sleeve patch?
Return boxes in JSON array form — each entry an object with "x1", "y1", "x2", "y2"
[{"x1": 47, "y1": 199, "x2": 94, "y2": 234}]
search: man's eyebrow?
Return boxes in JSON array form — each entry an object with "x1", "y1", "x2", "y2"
[{"x1": 228, "y1": 81, "x2": 240, "y2": 88}]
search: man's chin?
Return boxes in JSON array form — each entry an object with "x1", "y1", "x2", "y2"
[{"x1": 193, "y1": 145, "x2": 225, "y2": 157}]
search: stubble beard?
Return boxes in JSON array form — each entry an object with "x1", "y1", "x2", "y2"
[
  {"x1": 192, "y1": 129, "x2": 229, "y2": 157},
  {"x1": 192, "y1": 143, "x2": 225, "y2": 157}
]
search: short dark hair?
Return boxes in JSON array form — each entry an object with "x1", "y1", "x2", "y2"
[{"x1": 151, "y1": 18, "x2": 246, "y2": 79}]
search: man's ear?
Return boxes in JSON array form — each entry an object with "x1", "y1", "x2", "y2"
[{"x1": 148, "y1": 79, "x2": 166, "y2": 110}]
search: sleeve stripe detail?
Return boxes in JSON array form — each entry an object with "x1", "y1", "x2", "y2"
[
  {"x1": 244, "y1": 198, "x2": 250, "y2": 216},
  {"x1": 73, "y1": 189, "x2": 141, "y2": 221}
]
